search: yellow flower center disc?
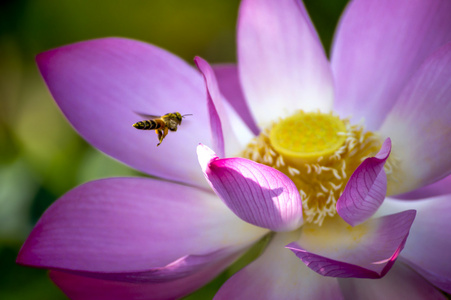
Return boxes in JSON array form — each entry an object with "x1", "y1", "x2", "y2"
[{"x1": 269, "y1": 112, "x2": 347, "y2": 161}]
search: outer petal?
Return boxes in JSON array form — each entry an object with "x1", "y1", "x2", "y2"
[
  {"x1": 238, "y1": 0, "x2": 334, "y2": 127},
  {"x1": 37, "y1": 37, "x2": 209, "y2": 187},
  {"x1": 17, "y1": 178, "x2": 267, "y2": 277},
  {"x1": 288, "y1": 210, "x2": 416, "y2": 278},
  {"x1": 213, "y1": 64, "x2": 260, "y2": 136},
  {"x1": 49, "y1": 251, "x2": 237, "y2": 300},
  {"x1": 197, "y1": 144, "x2": 303, "y2": 232},
  {"x1": 379, "y1": 196, "x2": 451, "y2": 293},
  {"x1": 215, "y1": 232, "x2": 343, "y2": 300},
  {"x1": 337, "y1": 138, "x2": 391, "y2": 226},
  {"x1": 379, "y1": 42, "x2": 451, "y2": 194},
  {"x1": 339, "y1": 262, "x2": 446, "y2": 300},
  {"x1": 332, "y1": 0, "x2": 451, "y2": 130},
  {"x1": 194, "y1": 57, "x2": 253, "y2": 157}
]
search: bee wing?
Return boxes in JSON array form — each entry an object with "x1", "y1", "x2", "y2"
[{"x1": 134, "y1": 112, "x2": 161, "y2": 119}]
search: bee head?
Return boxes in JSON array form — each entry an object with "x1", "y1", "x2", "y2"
[{"x1": 178, "y1": 112, "x2": 192, "y2": 124}]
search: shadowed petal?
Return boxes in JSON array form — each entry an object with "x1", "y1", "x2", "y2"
[
  {"x1": 339, "y1": 262, "x2": 446, "y2": 300},
  {"x1": 288, "y1": 210, "x2": 416, "y2": 278},
  {"x1": 380, "y1": 197, "x2": 451, "y2": 293},
  {"x1": 37, "y1": 37, "x2": 210, "y2": 187},
  {"x1": 337, "y1": 138, "x2": 391, "y2": 226},
  {"x1": 238, "y1": 0, "x2": 334, "y2": 126},
  {"x1": 17, "y1": 177, "x2": 266, "y2": 275},
  {"x1": 194, "y1": 57, "x2": 253, "y2": 157},
  {"x1": 197, "y1": 144, "x2": 303, "y2": 232},
  {"x1": 332, "y1": 0, "x2": 451, "y2": 130},
  {"x1": 380, "y1": 43, "x2": 451, "y2": 195},
  {"x1": 215, "y1": 232, "x2": 343, "y2": 300},
  {"x1": 213, "y1": 64, "x2": 260, "y2": 136}
]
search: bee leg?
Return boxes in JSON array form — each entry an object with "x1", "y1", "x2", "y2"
[
  {"x1": 156, "y1": 129, "x2": 163, "y2": 146},
  {"x1": 156, "y1": 128, "x2": 169, "y2": 146}
]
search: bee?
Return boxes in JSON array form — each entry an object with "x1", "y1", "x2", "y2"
[{"x1": 133, "y1": 112, "x2": 192, "y2": 146}]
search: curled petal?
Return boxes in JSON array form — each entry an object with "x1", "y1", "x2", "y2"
[
  {"x1": 194, "y1": 57, "x2": 252, "y2": 157},
  {"x1": 213, "y1": 64, "x2": 260, "y2": 136},
  {"x1": 337, "y1": 138, "x2": 391, "y2": 226},
  {"x1": 380, "y1": 196, "x2": 451, "y2": 293},
  {"x1": 194, "y1": 57, "x2": 225, "y2": 157},
  {"x1": 332, "y1": 0, "x2": 451, "y2": 130},
  {"x1": 238, "y1": 0, "x2": 334, "y2": 126},
  {"x1": 288, "y1": 210, "x2": 416, "y2": 278},
  {"x1": 197, "y1": 144, "x2": 303, "y2": 232},
  {"x1": 37, "y1": 37, "x2": 209, "y2": 187},
  {"x1": 380, "y1": 42, "x2": 451, "y2": 194}
]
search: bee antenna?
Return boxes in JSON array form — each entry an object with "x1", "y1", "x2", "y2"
[{"x1": 182, "y1": 114, "x2": 193, "y2": 118}]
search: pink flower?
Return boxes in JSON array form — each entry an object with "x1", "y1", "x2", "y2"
[{"x1": 18, "y1": 0, "x2": 451, "y2": 299}]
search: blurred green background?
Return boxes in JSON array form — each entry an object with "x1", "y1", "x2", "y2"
[{"x1": 0, "y1": 0, "x2": 348, "y2": 298}]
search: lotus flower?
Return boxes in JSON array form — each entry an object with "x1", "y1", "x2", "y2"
[{"x1": 17, "y1": 0, "x2": 451, "y2": 299}]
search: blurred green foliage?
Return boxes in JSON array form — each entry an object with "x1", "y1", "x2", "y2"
[{"x1": 0, "y1": 0, "x2": 348, "y2": 299}]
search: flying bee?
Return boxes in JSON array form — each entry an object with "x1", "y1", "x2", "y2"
[{"x1": 133, "y1": 112, "x2": 192, "y2": 146}]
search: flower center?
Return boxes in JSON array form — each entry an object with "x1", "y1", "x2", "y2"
[
  {"x1": 269, "y1": 112, "x2": 347, "y2": 161},
  {"x1": 242, "y1": 111, "x2": 384, "y2": 226}
]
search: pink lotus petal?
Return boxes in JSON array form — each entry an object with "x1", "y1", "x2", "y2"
[
  {"x1": 197, "y1": 144, "x2": 303, "y2": 232},
  {"x1": 213, "y1": 64, "x2": 260, "y2": 136},
  {"x1": 215, "y1": 232, "x2": 343, "y2": 300},
  {"x1": 288, "y1": 210, "x2": 416, "y2": 278},
  {"x1": 332, "y1": 0, "x2": 451, "y2": 130},
  {"x1": 339, "y1": 262, "x2": 446, "y2": 299},
  {"x1": 382, "y1": 196, "x2": 451, "y2": 293},
  {"x1": 17, "y1": 177, "x2": 266, "y2": 274},
  {"x1": 37, "y1": 37, "x2": 210, "y2": 188},
  {"x1": 194, "y1": 57, "x2": 251, "y2": 157},
  {"x1": 237, "y1": 0, "x2": 334, "y2": 126},
  {"x1": 49, "y1": 250, "x2": 239, "y2": 300},
  {"x1": 337, "y1": 138, "x2": 391, "y2": 226},
  {"x1": 379, "y1": 42, "x2": 451, "y2": 195},
  {"x1": 194, "y1": 57, "x2": 226, "y2": 158},
  {"x1": 395, "y1": 174, "x2": 451, "y2": 200}
]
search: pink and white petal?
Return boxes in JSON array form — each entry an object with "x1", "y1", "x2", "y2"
[
  {"x1": 289, "y1": 210, "x2": 416, "y2": 278},
  {"x1": 37, "y1": 37, "x2": 209, "y2": 187},
  {"x1": 337, "y1": 138, "x2": 391, "y2": 226},
  {"x1": 380, "y1": 43, "x2": 451, "y2": 195},
  {"x1": 339, "y1": 262, "x2": 446, "y2": 300},
  {"x1": 238, "y1": 0, "x2": 334, "y2": 127},
  {"x1": 194, "y1": 57, "x2": 253, "y2": 157},
  {"x1": 379, "y1": 196, "x2": 451, "y2": 293},
  {"x1": 49, "y1": 250, "x2": 239, "y2": 300},
  {"x1": 332, "y1": 0, "x2": 451, "y2": 130},
  {"x1": 17, "y1": 177, "x2": 267, "y2": 275},
  {"x1": 213, "y1": 64, "x2": 260, "y2": 136},
  {"x1": 395, "y1": 174, "x2": 451, "y2": 200},
  {"x1": 215, "y1": 232, "x2": 343, "y2": 300},
  {"x1": 197, "y1": 144, "x2": 303, "y2": 232}
]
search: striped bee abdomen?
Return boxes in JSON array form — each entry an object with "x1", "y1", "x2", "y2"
[{"x1": 133, "y1": 120, "x2": 161, "y2": 130}]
